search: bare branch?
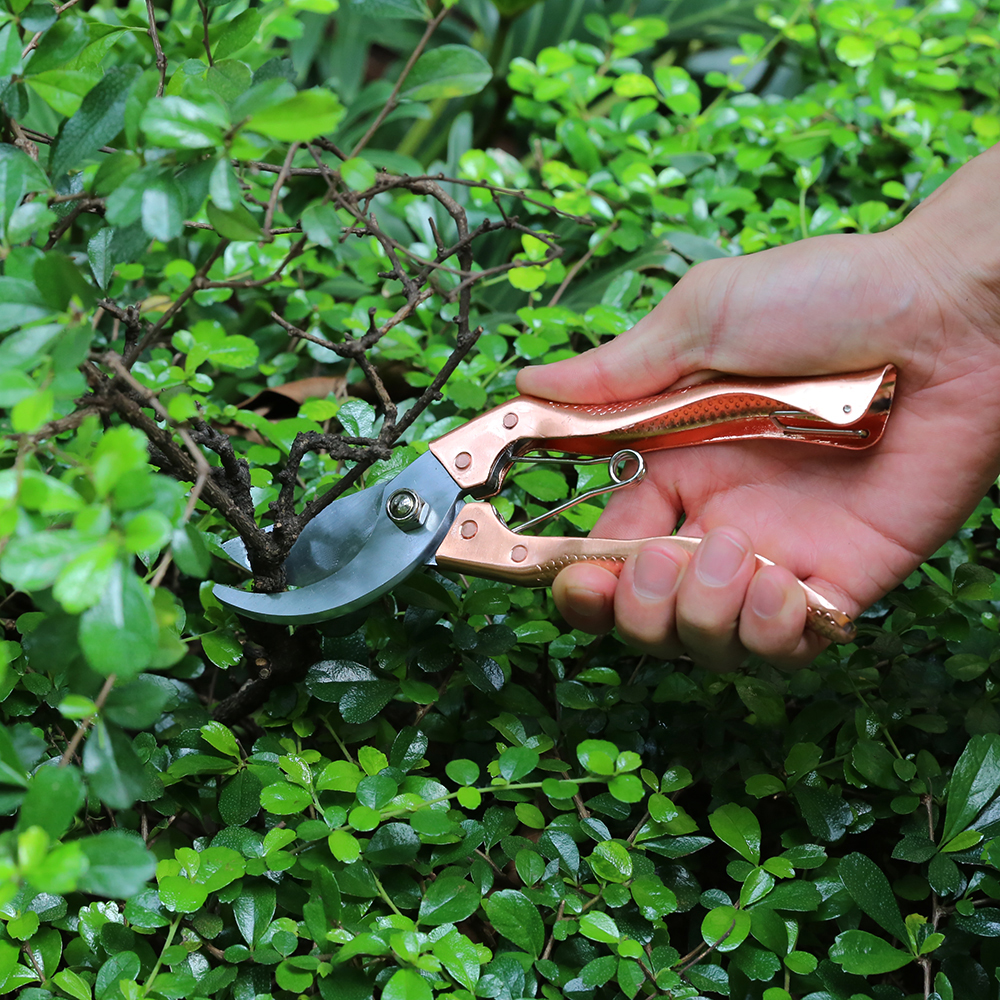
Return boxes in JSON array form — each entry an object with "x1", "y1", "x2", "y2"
[
  {"x1": 350, "y1": 5, "x2": 453, "y2": 158},
  {"x1": 264, "y1": 142, "x2": 300, "y2": 236},
  {"x1": 145, "y1": 0, "x2": 168, "y2": 96}
]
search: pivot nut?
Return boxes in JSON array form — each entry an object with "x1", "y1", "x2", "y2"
[{"x1": 386, "y1": 489, "x2": 429, "y2": 532}]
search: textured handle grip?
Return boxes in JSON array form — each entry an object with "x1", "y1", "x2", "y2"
[
  {"x1": 430, "y1": 366, "x2": 895, "y2": 493},
  {"x1": 435, "y1": 503, "x2": 856, "y2": 644}
]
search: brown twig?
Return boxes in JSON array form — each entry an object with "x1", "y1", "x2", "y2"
[
  {"x1": 264, "y1": 142, "x2": 300, "y2": 235},
  {"x1": 59, "y1": 674, "x2": 116, "y2": 767},
  {"x1": 125, "y1": 240, "x2": 229, "y2": 364},
  {"x1": 350, "y1": 5, "x2": 453, "y2": 157},
  {"x1": 548, "y1": 219, "x2": 619, "y2": 307},
  {"x1": 197, "y1": 0, "x2": 214, "y2": 66},
  {"x1": 145, "y1": 0, "x2": 168, "y2": 95}
]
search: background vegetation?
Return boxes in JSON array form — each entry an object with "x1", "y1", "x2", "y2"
[{"x1": 2, "y1": 0, "x2": 1000, "y2": 998}]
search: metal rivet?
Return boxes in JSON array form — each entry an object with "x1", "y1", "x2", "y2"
[
  {"x1": 460, "y1": 520, "x2": 478, "y2": 539},
  {"x1": 511, "y1": 545, "x2": 528, "y2": 563},
  {"x1": 455, "y1": 452, "x2": 472, "y2": 470},
  {"x1": 503, "y1": 412, "x2": 518, "y2": 429},
  {"x1": 843, "y1": 404, "x2": 852, "y2": 414},
  {"x1": 387, "y1": 489, "x2": 428, "y2": 532}
]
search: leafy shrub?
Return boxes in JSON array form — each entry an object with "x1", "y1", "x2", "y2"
[{"x1": 2, "y1": 1, "x2": 1000, "y2": 998}]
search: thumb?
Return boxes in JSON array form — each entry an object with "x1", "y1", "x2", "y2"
[{"x1": 516, "y1": 262, "x2": 722, "y2": 403}]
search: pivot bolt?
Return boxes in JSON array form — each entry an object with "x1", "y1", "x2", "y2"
[{"x1": 386, "y1": 489, "x2": 429, "y2": 532}]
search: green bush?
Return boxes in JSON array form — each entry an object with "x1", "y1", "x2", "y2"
[{"x1": 2, "y1": 1, "x2": 1000, "y2": 998}]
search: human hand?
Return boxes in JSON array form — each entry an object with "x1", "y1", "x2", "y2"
[{"x1": 516, "y1": 145, "x2": 1000, "y2": 670}]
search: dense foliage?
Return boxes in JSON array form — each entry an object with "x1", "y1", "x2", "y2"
[{"x1": 2, "y1": 0, "x2": 1000, "y2": 998}]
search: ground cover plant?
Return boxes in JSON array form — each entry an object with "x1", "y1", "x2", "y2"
[{"x1": 2, "y1": 0, "x2": 1000, "y2": 997}]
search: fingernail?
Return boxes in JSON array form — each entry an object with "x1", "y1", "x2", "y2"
[
  {"x1": 565, "y1": 587, "x2": 606, "y2": 618},
  {"x1": 695, "y1": 532, "x2": 747, "y2": 587},
  {"x1": 633, "y1": 548, "x2": 681, "y2": 602},
  {"x1": 751, "y1": 574, "x2": 785, "y2": 619}
]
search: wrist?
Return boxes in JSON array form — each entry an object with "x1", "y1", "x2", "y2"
[{"x1": 889, "y1": 145, "x2": 1000, "y2": 345}]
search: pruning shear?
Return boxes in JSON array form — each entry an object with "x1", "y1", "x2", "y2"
[{"x1": 214, "y1": 365, "x2": 896, "y2": 643}]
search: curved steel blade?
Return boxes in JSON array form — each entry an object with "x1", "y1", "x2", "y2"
[{"x1": 213, "y1": 452, "x2": 464, "y2": 624}]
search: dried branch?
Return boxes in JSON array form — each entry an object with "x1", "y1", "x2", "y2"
[
  {"x1": 145, "y1": 0, "x2": 168, "y2": 96},
  {"x1": 264, "y1": 142, "x2": 300, "y2": 236},
  {"x1": 124, "y1": 240, "x2": 230, "y2": 365},
  {"x1": 196, "y1": 0, "x2": 214, "y2": 67},
  {"x1": 59, "y1": 674, "x2": 116, "y2": 767},
  {"x1": 350, "y1": 5, "x2": 452, "y2": 158}
]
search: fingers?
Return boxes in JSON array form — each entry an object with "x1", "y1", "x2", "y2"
[
  {"x1": 552, "y1": 529, "x2": 826, "y2": 671},
  {"x1": 671, "y1": 528, "x2": 757, "y2": 672}
]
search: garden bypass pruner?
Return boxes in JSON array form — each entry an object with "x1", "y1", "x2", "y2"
[{"x1": 214, "y1": 364, "x2": 897, "y2": 643}]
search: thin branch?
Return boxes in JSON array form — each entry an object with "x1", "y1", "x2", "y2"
[
  {"x1": 197, "y1": 0, "x2": 214, "y2": 67},
  {"x1": 44, "y1": 197, "x2": 105, "y2": 250},
  {"x1": 102, "y1": 354, "x2": 212, "y2": 522},
  {"x1": 59, "y1": 674, "x2": 116, "y2": 767},
  {"x1": 264, "y1": 142, "x2": 300, "y2": 236},
  {"x1": 242, "y1": 163, "x2": 596, "y2": 225},
  {"x1": 548, "y1": 219, "x2": 619, "y2": 306},
  {"x1": 125, "y1": 239, "x2": 229, "y2": 364},
  {"x1": 145, "y1": 0, "x2": 168, "y2": 95},
  {"x1": 350, "y1": 5, "x2": 453, "y2": 158}
]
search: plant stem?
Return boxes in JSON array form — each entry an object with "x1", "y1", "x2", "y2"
[
  {"x1": 351, "y1": 5, "x2": 452, "y2": 158},
  {"x1": 142, "y1": 916, "x2": 182, "y2": 998}
]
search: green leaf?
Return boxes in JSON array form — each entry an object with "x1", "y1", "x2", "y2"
[
  {"x1": 78, "y1": 830, "x2": 156, "y2": 898},
  {"x1": 838, "y1": 853, "x2": 908, "y2": 942},
  {"x1": 51, "y1": 66, "x2": 141, "y2": 177},
  {"x1": 580, "y1": 911, "x2": 619, "y2": 943},
  {"x1": 260, "y1": 783, "x2": 312, "y2": 814},
  {"x1": 201, "y1": 721, "x2": 241, "y2": 758},
  {"x1": 219, "y1": 769, "x2": 262, "y2": 825},
  {"x1": 248, "y1": 88, "x2": 345, "y2": 142},
  {"x1": 0, "y1": 725, "x2": 28, "y2": 788},
  {"x1": 709, "y1": 802, "x2": 761, "y2": 864},
  {"x1": 836, "y1": 35, "x2": 877, "y2": 67},
  {"x1": 588, "y1": 840, "x2": 632, "y2": 882},
  {"x1": 233, "y1": 881, "x2": 276, "y2": 946},
  {"x1": 103, "y1": 675, "x2": 175, "y2": 730},
  {"x1": 418, "y1": 877, "x2": 480, "y2": 925},
  {"x1": 0, "y1": 277, "x2": 52, "y2": 333},
  {"x1": 941, "y1": 733, "x2": 1000, "y2": 843},
  {"x1": 83, "y1": 719, "x2": 149, "y2": 809},
  {"x1": 828, "y1": 930, "x2": 912, "y2": 974},
  {"x1": 350, "y1": 0, "x2": 430, "y2": 19},
  {"x1": 213, "y1": 8, "x2": 261, "y2": 60},
  {"x1": 483, "y1": 890, "x2": 544, "y2": 958},
  {"x1": 207, "y1": 200, "x2": 264, "y2": 240},
  {"x1": 79, "y1": 562, "x2": 158, "y2": 679},
  {"x1": 432, "y1": 928, "x2": 480, "y2": 991},
  {"x1": 577, "y1": 738, "x2": 618, "y2": 775},
  {"x1": 498, "y1": 745, "x2": 538, "y2": 780},
  {"x1": 0, "y1": 146, "x2": 49, "y2": 240},
  {"x1": 141, "y1": 174, "x2": 185, "y2": 242},
  {"x1": 663, "y1": 229, "x2": 728, "y2": 261},
  {"x1": 53, "y1": 969, "x2": 92, "y2": 1000},
  {"x1": 140, "y1": 96, "x2": 227, "y2": 149},
  {"x1": 301, "y1": 202, "x2": 343, "y2": 247},
  {"x1": 702, "y1": 905, "x2": 751, "y2": 952},
  {"x1": 17, "y1": 765, "x2": 84, "y2": 838},
  {"x1": 401, "y1": 45, "x2": 492, "y2": 101},
  {"x1": 159, "y1": 875, "x2": 209, "y2": 913},
  {"x1": 382, "y1": 968, "x2": 433, "y2": 1000},
  {"x1": 96, "y1": 951, "x2": 140, "y2": 1000},
  {"x1": 340, "y1": 156, "x2": 376, "y2": 191}
]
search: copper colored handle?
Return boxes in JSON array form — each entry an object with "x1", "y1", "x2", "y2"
[
  {"x1": 435, "y1": 503, "x2": 856, "y2": 644},
  {"x1": 430, "y1": 366, "x2": 896, "y2": 494}
]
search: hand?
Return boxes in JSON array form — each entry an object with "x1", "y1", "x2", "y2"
[{"x1": 516, "y1": 146, "x2": 1000, "y2": 671}]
